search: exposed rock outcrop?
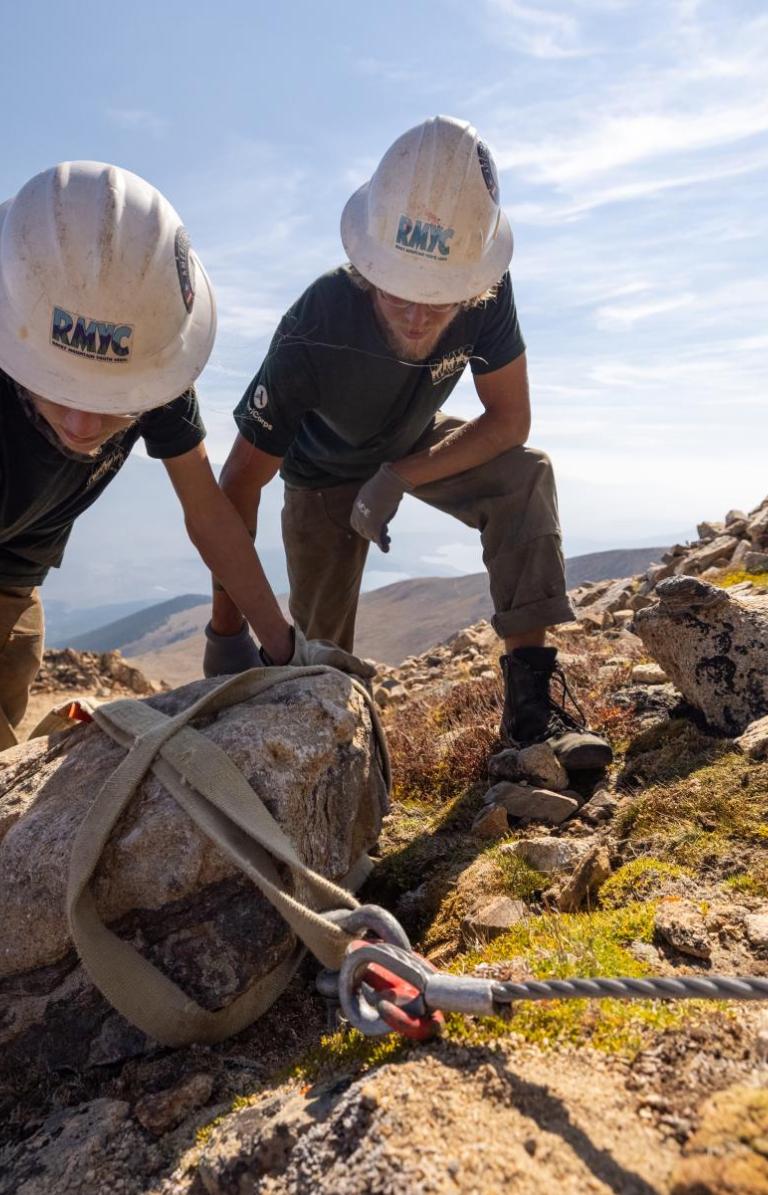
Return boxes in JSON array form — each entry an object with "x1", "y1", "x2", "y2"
[
  {"x1": 634, "y1": 577, "x2": 768, "y2": 734},
  {"x1": 0, "y1": 671, "x2": 386, "y2": 1069}
]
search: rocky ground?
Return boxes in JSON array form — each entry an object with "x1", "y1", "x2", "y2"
[
  {"x1": 16, "y1": 647, "x2": 163, "y2": 741},
  {"x1": 2, "y1": 499, "x2": 768, "y2": 1194}
]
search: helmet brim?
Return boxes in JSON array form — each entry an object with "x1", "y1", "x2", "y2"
[
  {"x1": 0, "y1": 202, "x2": 217, "y2": 414},
  {"x1": 340, "y1": 182, "x2": 514, "y2": 305}
]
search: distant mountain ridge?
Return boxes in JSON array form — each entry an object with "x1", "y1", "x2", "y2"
[
  {"x1": 564, "y1": 546, "x2": 667, "y2": 590},
  {"x1": 64, "y1": 594, "x2": 210, "y2": 652},
  {"x1": 54, "y1": 545, "x2": 667, "y2": 684}
]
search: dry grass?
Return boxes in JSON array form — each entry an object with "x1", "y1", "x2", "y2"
[{"x1": 386, "y1": 676, "x2": 501, "y2": 806}]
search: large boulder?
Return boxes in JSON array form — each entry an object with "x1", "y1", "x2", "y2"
[
  {"x1": 0, "y1": 671, "x2": 386, "y2": 1070},
  {"x1": 634, "y1": 576, "x2": 768, "y2": 734}
]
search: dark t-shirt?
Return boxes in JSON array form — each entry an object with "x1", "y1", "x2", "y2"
[
  {"x1": 0, "y1": 371, "x2": 206, "y2": 586},
  {"x1": 234, "y1": 265, "x2": 525, "y2": 487}
]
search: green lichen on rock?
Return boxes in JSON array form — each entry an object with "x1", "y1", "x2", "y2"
[
  {"x1": 600, "y1": 858, "x2": 692, "y2": 909},
  {"x1": 716, "y1": 568, "x2": 768, "y2": 589}
]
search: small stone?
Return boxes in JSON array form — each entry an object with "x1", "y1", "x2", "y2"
[
  {"x1": 683, "y1": 534, "x2": 741, "y2": 571},
  {"x1": 516, "y1": 742, "x2": 569, "y2": 791},
  {"x1": 697, "y1": 520, "x2": 725, "y2": 541},
  {"x1": 755, "y1": 1013, "x2": 768, "y2": 1062},
  {"x1": 373, "y1": 683, "x2": 407, "y2": 708},
  {"x1": 134, "y1": 1072, "x2": 214, "y2": 1136},
  {"x1": 631, "y1": 662, "x2": 669, "y2": 685},
  {"x1": 655, "y1": 900, "x2": 712, "y2": 959},
  {"x1": 580, "y1": 790, "x2": 619, "y2": 822},
  {"x1": 745, "y1": 913, "x2": 768, "y2": 952},
  {"x1": 462, "y1": 895, "x2": 527, "y2": 940},
  {"x1": 484, "y1": 782, "x2": 579, "y2": 825},
  {"x1": 471, "y1": 803, "x2": 509, "y2": 839},
  {"x1": 744, "y1": 551, "x2": 768, "y2": 573},
  {"x1": 488, "y1": 748, "x2": 521, "y2": 782},
  {"x1": 736, "y1": 716, "x2": 768, "y2": 761},
  {"x1": 501, "y1": 836, "x2": 588, "y2": 874},
  {"x1": 557, "y1": 845, "x2": 612, "y2": 912},
  {"x1": 669, "y1": 1086, "x2": 768, "y2": 1195},
  {"x1": 628, "y1": 940, "x2": 663, "y2": 967}
]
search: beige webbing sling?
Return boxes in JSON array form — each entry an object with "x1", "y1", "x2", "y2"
[{"x1": 64, "y1": 664, "x2": 390, "y2": 1046}]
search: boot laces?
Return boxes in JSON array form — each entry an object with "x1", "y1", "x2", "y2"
[{"x1": 547, "y1": 665, "x2": 588, "y2": 733}]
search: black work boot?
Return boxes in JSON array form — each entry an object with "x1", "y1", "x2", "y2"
[{"x1": 499, "y1": 646, "x2": 613, "y2": 772}]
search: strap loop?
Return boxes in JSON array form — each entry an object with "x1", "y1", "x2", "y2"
[{"x1": 65, "y1": 664, "x2": 389, "y2": 1046}]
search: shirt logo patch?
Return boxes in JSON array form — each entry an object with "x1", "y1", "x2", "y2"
[
  {"x1": 86, "y1": 446, "x2": 126, "y2": 488},
  {"x1": 395, "y1": 215, "x2": 454, "y2": 260},
  {"x1": 51, "y1": 307, "x2": 133, "y2": 364},
  {"x1": 429, "y1": 346, "x2": 471, "y2": 384},
  {"x1": 247, "y1": 384, "x2": 273, "y2": 431}
]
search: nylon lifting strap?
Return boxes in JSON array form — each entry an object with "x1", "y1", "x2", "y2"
[{"x1": 65, "y1": 664, "x2": 391, "y2": 1047}]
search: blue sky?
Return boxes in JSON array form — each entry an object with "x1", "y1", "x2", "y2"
[{"x1": 2, "y1": 0, "x2": 767, "y2": 598}]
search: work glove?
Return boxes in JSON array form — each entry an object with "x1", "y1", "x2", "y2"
[
  {"x1": 261, "y1": 626, "x2": 376, "y2": 681},
  {"x1": 350, "y1": 464, "x2": 414, "y2": 553},
  {"x1": 203, "y1": 620, "x2": 261, "y2": 678}
]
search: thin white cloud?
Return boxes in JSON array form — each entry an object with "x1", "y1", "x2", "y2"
[
  {"x1": 496, "y1": 101, "x2": 768, "y2": 187},
  {"x1": 106, "y1": 108, "x2": 167, "y2": 137},
  {"x1": 595, "y1": 292, "x2": 695, "y2": 327},
  {"x1": 485, "y1": 0, "x2": 592, "y2": 59}
]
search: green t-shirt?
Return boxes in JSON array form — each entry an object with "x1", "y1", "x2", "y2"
[
  {"x1": 234, "y1": 265, "x2": 525, "y2": 487},
  {"x1": 0, "y1": 371, "x2": 206, "y2": 586}
]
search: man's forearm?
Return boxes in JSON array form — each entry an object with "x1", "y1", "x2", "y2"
[
  {"x1": 211, "y1": 464, "x2": 262, "y2": 635},
  {"x1": 191, "y1": 503, "x2": 292, "y2": 661},
  {"x1": 392, "y1": 409, "x2": 529, "y2": 488}
]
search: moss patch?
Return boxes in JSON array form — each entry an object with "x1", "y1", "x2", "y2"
[
  {"x1": 420, "y1": 847, "x2": 544, "y2": 957},
  {"x1": 290, "y1": 1027, "x2": 410, "y2": 1086},
  {"x1": 600, "y1": 858, "x2": 692, "y2": 909},
  {"x1": 616, "y1": 746, "x2": 768, "y2": 875},
  {"x1": 448, "y1": 905, "x2": 685, "y2": 1054},
  {"x1": 449, "y1": 903, "x2": 710, "y2": 1056}
]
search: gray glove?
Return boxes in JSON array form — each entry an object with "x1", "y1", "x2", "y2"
[
  {"x1": 203, "y1": 620, "x2": 261, "y2": 678},
  {"x1": 261, "y1": 626, "x2": 376, "y2": 681},
  {"x1": 350, "y1": 463, "x2": 414, "y2": 552}
]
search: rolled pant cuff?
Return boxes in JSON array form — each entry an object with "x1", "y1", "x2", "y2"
[{"x1": 492, "y1": 595, "x2": 577, "y2": 639}]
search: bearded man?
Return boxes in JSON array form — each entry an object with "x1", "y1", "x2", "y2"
[{"x1": 204, "y1": 116, "x2": 611, "y2": 775}]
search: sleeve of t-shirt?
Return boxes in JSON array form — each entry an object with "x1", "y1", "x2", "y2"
[
  {"x1": 233, "y1": 320, "x2": 313, "y2": 458},
  {"x1": 470, "y1": 272, "x2": 526, "y2": 376},
  {"x1": 139, "y1": 388, "x2": 206, "y2": 459}
]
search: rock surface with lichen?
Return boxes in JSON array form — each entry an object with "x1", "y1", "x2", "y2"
[
  {"x1": 0, "y1": 671, "x2": 386, "y2": 1070},
  {"x1": 634, "y1": 576, "x2": 768, "y2": 734}
]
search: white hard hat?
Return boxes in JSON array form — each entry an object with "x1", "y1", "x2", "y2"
[
  {"x1": 341, "y1": 115, "x2": 513, "y2": 304},
  {"x1": 0, "y1": 162, "x2": 216, "y2": 414}
]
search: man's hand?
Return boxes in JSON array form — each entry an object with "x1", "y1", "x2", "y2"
[
  {"x1": 262, "y1": 626, "x2": 376, "y2": 680},
  {"x1": 350, "y1": 464, "x2": 414, "y2": 552},
  {"x1": 203, "y1": 620, "x2": 261, "y2": 677}
]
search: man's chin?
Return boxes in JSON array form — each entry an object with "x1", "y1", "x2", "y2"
[{"x1": 387, "y1": 331, "x2": 445, "y2": 363}]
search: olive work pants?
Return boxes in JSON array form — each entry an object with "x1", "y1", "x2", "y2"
[
  {"x1": 0, "y1": 586, "x2": 44, "y2": 749},
  {"x1": 282, "y1": 414, "x2": 576, "y2": 654}
]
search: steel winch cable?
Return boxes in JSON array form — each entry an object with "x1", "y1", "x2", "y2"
[{"x1": 321, "y1": 907, "x2": 768, "y2": 1041}]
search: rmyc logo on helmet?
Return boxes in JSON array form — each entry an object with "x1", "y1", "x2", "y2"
[
  {"x1": 395, "y1": 215, "x2": 454, "y2": 260},
  {"x1": 50, "y1": 307, "x2": 133, "y2": 364}
]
